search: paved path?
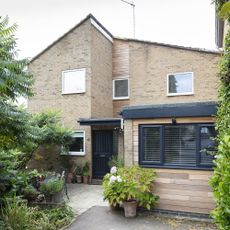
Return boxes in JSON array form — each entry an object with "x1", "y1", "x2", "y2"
[
  {"x1": 65, "y1": 184, "x2": 107, "y2": 214},
  {"x1": 66, "y1": 206, "x2": 217, "y2": 230},
  {"x1": 65, "y1": 184, "x2": 217, "y2": 230}
]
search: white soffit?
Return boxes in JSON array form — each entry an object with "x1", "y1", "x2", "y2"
[{"x1": 90, "y1": 18, "x2": 113, "y2": 43}]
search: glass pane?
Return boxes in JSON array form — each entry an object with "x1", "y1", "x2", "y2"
[
  {"x1": 63, "y1": 69, "x2": 85, "y2": 93},
  {"x1": 200, "y1": 126, "x2": 216, "y2": 165},
  {"x1": 142, "y1": 127, "x2": 161, "y2": 163},
  {"x1": 69, "y1": 136, "x2": 84, "y2": 152},
  {"x1": 114, "y1": 79, "x2": 128, "y2": 98},
  {"x1": 168, "y1": 73, "x2": 193, "y2": 94},
  {"x1": 165, "y1": 125, "x2": 196, "y2": 166}
]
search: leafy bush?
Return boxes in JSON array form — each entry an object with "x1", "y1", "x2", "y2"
[
  {"x1": 82, "y1": 161, "x2": 90, "y2": 176},
  {"x1": 40, "y1": 178, "x2": 64, "y2": 195},
  {"x1": 103, "y1": 165, "x2": 159, "y2": 209},
  {"x1": 1, "y1": 196, "x2": 74, "y2": 230},
  {"x1": 108, "y1": 155, "x2": 124, "y2": 168},
  {"x1": 209, "y1": 29, "x2": 230, "y2": 229},
  {"x1": 2, "y1": 196, "x2": 36, "y2": 230}
]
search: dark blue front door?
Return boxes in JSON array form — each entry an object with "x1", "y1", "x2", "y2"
[{"x1": 92, "y1": 130, "x2": 114, "y2": 178}]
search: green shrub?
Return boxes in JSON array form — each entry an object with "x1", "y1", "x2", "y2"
[
  {"x1": 1, "y1": 196, "x2": 74, "y2": 230},
  {"x1": 82, "y1": 161, "x2": 90, "y2": 176},
  {"x1": 2, "y1": 196, "x2": 36, "y2": 230},
  {"x1": 103, "y1": 165, "x2": 159, "y2": 209},
  {"x1": 40, "y1": 178, "x2": 64, "y2": 195},
  {"x1": 108, "y1": 155, "x2": 124, "y2": 168},
  {"x1": 209, "y1": 29, "x2": 230, "y2": 230}
]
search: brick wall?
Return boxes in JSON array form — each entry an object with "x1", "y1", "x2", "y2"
[{"x1": 128, "y1": 41, "x2": 220, "y2": 106}]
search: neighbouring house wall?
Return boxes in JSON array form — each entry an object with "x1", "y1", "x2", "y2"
[
  {"x1": 28, "y1": 19, "x2": 93, "y2": 171},
  {"x1": 124, "y1": 117, "x2": 215, "y2": 214},
  {"x1": 112, "y1": 39, "x2": 130, "y2": 117},
  {"x1": 128, "y1": 41, "x2": 220, "y2": 106},
  {"x1": 91, "y1": 25, "x2": 113, "y2": 118}
]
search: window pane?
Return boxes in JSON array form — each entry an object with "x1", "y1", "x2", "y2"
[
  {"x1": 168, "y1": 73, "x2": 193, "y2": 94},
  {"x1": 114, "y1": 79, "x2": 128, "y2": 98},
  {"x1": 62, "y1": 69, "x2": 85, "y2": 94},
  {"x1": 200, "y1": 126, "x2": 216, "y2": 165},
  {"x1": 69, "y1": 132, "x2": 84, "y2": 152},
  {"x1": 142, "y1": 127, "x2": 161, "y2": 163},
  {"x1": 165, "y1": 125, "x2": 196, "y2": 166}
]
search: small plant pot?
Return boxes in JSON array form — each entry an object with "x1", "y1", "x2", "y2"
[
  {"x1": 123, "y1": 200, "x2": 137, "y2": 218},
  {"x1": 76, "y1": 175, "x2": 82, "y2": 183},
  {"x1": 67, "y1": 172, "x2": 74, "y2": 183},
  {"x1": 83, "y1": 175, "x2": 89, "y2": 184}
]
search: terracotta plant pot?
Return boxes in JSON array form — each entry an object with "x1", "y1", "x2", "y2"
[
  {"x1": 123, "y1": 200, "x2": 137, "y2": 218},
  {"x1": 76, "y1": 175, "x2": 82, "y2": 183},
  {"x1": 83, "y1": 175, "x2": 89, "y2": 184},
  {"x1": 67, "y1": 172, "x2": 74, "y2": 183}
]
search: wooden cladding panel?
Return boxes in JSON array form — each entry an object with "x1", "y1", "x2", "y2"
[
  {"x1": 112, "y1": 40, "x2": 129, "y2": 77},
  {"x1": 131, "y1": 118, "x2": 215, "y2": 214},
  {"x1": 152, "y1": 169, "x2": 214, "y2": 214},
  {"x1": 113, "y1": 100, "x2": 130, "y2": 117}
]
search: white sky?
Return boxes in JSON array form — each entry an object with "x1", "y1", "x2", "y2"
[{"x1": 1, "y1": 0, "x2": 217, "y2": 60}]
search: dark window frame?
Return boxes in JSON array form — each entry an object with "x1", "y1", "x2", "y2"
[{"x1": 139, "y1": 123, "x2": 216, "y2": 170}]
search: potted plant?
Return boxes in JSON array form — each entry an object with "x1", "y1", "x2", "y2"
[
  {"x1": 67, "y1": 161, "x2": 76, "y2": 183},
  {"x1": 75, "y1": 164, "x2": 83, "y2": 183},
  {"x1": 103, "y1": 165, "x2": 159, "y2": 217},
  {"x1": 22, "y1": 185, "x2": 40, "y2": 202},
  {"x1": 82, "y1": 161, "x2": 90, "y2": 184},
  {"x1": 40, "y1": 176, "x2": 64, "y2": 203}
]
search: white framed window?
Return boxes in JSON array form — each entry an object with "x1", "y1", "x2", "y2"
[
  {"x1": 167, "y1": 72, "x2": 194, "y2": 96},
  {"x1": 68, "y1": 131, "x2": 85, "y2": 156},
  {"x1": 62, "y1": 68, "x2": 86, "y2": 94},
  {"x1": 113, "y1": 78, "x2": 129, "y2": 100}
]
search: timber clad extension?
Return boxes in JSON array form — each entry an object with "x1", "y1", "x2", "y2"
[{"x1": 28, "y1": 14, "x2": 221, "y2": 215}]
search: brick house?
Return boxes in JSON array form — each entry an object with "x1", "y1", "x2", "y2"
[{"x1": 28, "y1": 14, "x2": 220, "y2": 215}]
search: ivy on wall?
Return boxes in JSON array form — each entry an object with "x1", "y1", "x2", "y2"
[{"x1": 210, "y1": 2, "x2": 230, "y2": 228}]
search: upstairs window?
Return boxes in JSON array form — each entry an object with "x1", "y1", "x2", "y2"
[
  {"x1": 69, "y1": 131, "x2": 85, "y2": 156},
  {"x1": 62, "y1": 68, "x2": 86, "y2": 94},
  {"x1": 167, "y1": 72, "x2": 193, "y2": 96},
  {"x1": 113, "y1": 78, "x2": 129, "y2": 100}
]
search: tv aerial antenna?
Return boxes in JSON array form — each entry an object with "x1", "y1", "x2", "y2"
[{"x1": 121, "y1": 0, "x2": 136, "y2": 38}]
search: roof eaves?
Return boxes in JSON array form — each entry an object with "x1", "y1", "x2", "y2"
[{"x1": 114, "y1": 37, "x2": 222, "y2": 55}]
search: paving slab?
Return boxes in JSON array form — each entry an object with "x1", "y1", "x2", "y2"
[
  {"x1": 65, "y1": 184, "x2": 107, "y2": 214},
  {"x1": 65, "y1": 206, "x2": 217, "y2": 230}
]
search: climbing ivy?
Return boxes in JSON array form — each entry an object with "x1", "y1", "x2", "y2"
[{"x1": 209, "y1": 28, "x2": 230, "y2": 230}]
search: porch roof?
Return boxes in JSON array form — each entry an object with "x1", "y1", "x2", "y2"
[
  {"x1": 120, "y1": 101, "x2": 218, "y2": 119},
  {"x1": 78, "y1": 118, "x2": 121, "y2": 126}
]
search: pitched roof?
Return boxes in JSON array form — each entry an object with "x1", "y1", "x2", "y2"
[
  {"x1": 30, "y1": 14, "x2": 221, "y2": 63},
  {"x1": 30, "y1": 14, "x2": 113, "y2": 63}
]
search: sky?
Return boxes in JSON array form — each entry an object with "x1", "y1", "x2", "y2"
[{"x1": 1, "y1": 0, "x2": 217, "y2": 60}]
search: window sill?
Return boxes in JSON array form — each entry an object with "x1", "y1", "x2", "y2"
[
  {"x1": 62, "y1": 92, "x2": 86, "y2": 95},
  {"x1": 139, "y1": 164, "x2": 213, "y2": 171},
  {"x1": 167, "y1": 93, "x2": 194, "y2": 97},
  {"x1": 113, "y1": 97, "x2": 129, "y2": 100},
  {"x1": 61, "y1": 152, "x2": 85, "y2": 156}
]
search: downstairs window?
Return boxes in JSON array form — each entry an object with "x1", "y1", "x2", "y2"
[{"x1": 139, "y1": 124, "x2": 216, "y2": 169}]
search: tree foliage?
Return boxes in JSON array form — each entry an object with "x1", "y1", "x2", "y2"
[
  {"x1": 214, "y1": 0, "x2": 230, "y2": 22},
  {"x1": 210, "y1": 28, "x2": 230, "y2": 230},
  {"x1": 0, "y1": 16, "x2": 36, "y2": 151}
]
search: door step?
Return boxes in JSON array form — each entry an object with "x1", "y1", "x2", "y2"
[{"x1": 91, "y1": 179, "x2": 103, "y2": 185}]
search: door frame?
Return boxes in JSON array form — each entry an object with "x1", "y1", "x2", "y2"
[{"x1": 92, "y1": 129, "x2": 114, "y2": 179}]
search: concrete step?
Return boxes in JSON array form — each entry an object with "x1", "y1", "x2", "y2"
[{"x1": 91, "y1": 179, "x2": 103, "y2": 185}]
